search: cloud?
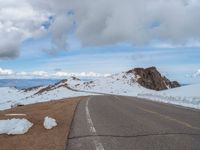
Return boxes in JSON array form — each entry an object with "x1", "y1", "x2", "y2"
[
  {"x1": 0, "y1": 30, "x2": 21, "y2": 59},
  {"x1": 1, "y1": 0, "x2": 200, "y2": 59},
  {"x1": 42, "y1": 0, "x2": 200, "y2": 47},
  {"x1": 47, "y1": 15, "x2": 73, "y2": 53},
  {"x1": 31, "y1": 71, "x2": 49, "y2": 77},
  {"x1": 0, "y1": 68, "x2": 110, "y2": 78},
  {"x1": 0, "y1": 0, "x2": 50, "y2": 59},
  {"x1": 0, "y1": 68, "x2": 14, "y2": 76},
  {"x1": 193, "y1": 69, "x2": 200, "y2": 77},
  {"x1": 16, "y1": 71, "x2": 49, "y2": 77},
  {"x1": 16, "y1": 71, "x2": 28, "y2": 76},
  {"x1": 53, "y1": 71, "x2": 110, "y2": 78}
]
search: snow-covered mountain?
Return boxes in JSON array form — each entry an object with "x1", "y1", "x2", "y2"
[
  {"x1": 67, "y1": 72, "x2": 152, "y2": 95},
  {"x1": 0, "y1": 70, "x2": 150, "y2": 110},
  {"x1": 0, "y1": 79, "x2": 89, "y2": 110},
  {"x1": 0, "y1": 67, "x2": 199, "y2": 110}
]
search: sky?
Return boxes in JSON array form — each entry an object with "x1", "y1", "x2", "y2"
[{"x1": 0, "y1": 0, "x2": 200, "y2": 84}]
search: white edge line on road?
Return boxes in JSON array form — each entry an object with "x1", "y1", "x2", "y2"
[{"x1": 85, "y1": 97, "x2": 105, "y2": 150}]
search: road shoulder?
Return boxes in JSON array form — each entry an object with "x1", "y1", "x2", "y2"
[{"x1": 0, "y1": 96, "x2": 86, "y2": 150}]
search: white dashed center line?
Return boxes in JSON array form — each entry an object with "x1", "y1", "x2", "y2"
[{"x1": 85, "y1": 97, "x2": 105, "y2": 150}]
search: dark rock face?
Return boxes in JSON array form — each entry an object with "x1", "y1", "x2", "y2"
[
  {"x1": 71, "y1": 76, "x2": 80, "y2": 81},
  {"x1": 23, "y1": 86, "x2": 42, "y2": 92},
  {"x1": 127, "y1": 67, "x2": 180, "y2": 91}
]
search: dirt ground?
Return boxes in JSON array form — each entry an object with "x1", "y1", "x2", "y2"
[{"x1": 0, "y1": 96, "x2": 85, "y2": 150}]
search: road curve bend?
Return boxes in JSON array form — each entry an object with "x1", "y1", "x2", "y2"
[{"x1": 67, "y1": 95, "x2": 200, "y2": 150}]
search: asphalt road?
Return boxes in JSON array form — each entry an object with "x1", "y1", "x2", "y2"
[{"x1": 67, "y1": 95, "x2": 200, "y2": 150}]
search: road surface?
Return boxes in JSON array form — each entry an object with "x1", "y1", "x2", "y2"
[{"x1": 67, "y1": 95, "x2": 200, "y2": 150}]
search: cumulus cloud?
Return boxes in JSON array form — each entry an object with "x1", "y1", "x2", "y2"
[
  {"x1": 1, "y1": 0, "x2": 200, "y2": 58},
  {"x1": 31, "y1": 71, "x2": 49, "y2": 77},
  {"x1": 0, "y1": 68, "x2": 110, "y2": 78},
  {"x1": 16, "y1": 71, "x2": 49, "y2": 77},
  {"x1": 53, "y1": 71, "x2": 110, "y2": 78},
  {"x1": 16, "y1": 71, "x2": 28, "y2": 76},
  {"x1": 0, "y1": 0, "x2": 50, "y2": 59},
  {"x1": 0, "y1": 68, "x2": 14, "y2": 76},
  {"x1": 47, "y1": 15, "x2": 73, "y2": 53},
  {"x1": 193, "y1": 69, "x2": 200, "y2": 77},
  {"x1": 31, "y1": 0, "x2": 200, "y2": 46}
]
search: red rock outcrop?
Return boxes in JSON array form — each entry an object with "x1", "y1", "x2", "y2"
[{"x1": 127, "y1": 67, "x2": 180, "y2": 91}]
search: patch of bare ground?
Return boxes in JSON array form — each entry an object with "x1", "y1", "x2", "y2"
[{"x1": 0, "y1": 96, "x2": 86, "y2": 150}]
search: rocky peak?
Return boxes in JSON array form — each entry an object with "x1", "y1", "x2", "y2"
[{"x1": 127, "y1": 67, "x2": 180, "y2": 91}]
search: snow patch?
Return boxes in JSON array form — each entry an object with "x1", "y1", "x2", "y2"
[
  {"x1": 0, "y1": 118, "x2": 33, "y2": 135},
  {"x1": 43, "y1": 116, "x2": 57, "y2": 129},
  {"x1": 5, "y1": 114, "x2": 26, "y2": 116}
]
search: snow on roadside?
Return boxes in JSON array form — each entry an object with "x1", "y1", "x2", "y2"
[
  {"x1": 138, "y1": 84, "x2": 200, "y2": 109},
  {"x1": 0, "y1": 86, "x2": 92, "y2": 110},
  {"x1": 17, "y1": 87, "x2": 93, "y2": 106},
  {"x1": 0, "y1": 87, "x2": 43, "y2": 110},
  {"x1": 0, "y1": 118, "x2": 33, "y2": 135},
  {"x1": 43, "y1": 116, "x2": 57, "y2": 129}
]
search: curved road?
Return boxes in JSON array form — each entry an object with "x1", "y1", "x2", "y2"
[{"x1": 67, "y1": 95, "x2": 200, "y2": 150}]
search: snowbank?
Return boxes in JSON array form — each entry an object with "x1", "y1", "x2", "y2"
[
  {"x1": 0, "y1": 118, "x2": 33, "y2": 135},
  {"x1": 43, "y1": 116, "x2": 57, "y2": 129},
  {"x1": 138, "y1": 84, "x2": 200, "y2": 109}
]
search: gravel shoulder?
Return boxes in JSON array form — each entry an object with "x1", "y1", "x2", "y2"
[{"x1": 0, "y1": 96, "x2": 86, "y2": 150}]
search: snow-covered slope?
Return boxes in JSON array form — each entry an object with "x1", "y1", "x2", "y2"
[
  {"x1": 67, "y1": 75, "x2": 200, "y2": 109},
  {"x1": 138, "y1": 84, "x2": 200, "y2": 109},
  {"x1": 68, "y1": 72, "x2": 152, "y2": 95},
  {"x1": 0, "y1": 70, "x2": 199, "y2": 110},
  {"x1": 159, "y1": 84, "x2": 200, "y2": 97},
  {"x1": 0, "y1": 87, "x2": 42, "y2": 110},
  {"x1": 0, "y1": 84, "x2": 91, "y2": 110},
  {"x1": 18, "y1": 87, "x2": 90, "y2": 106},
  {"x1": 0, "y1": 73, "x2": 149, "y2": 110}
]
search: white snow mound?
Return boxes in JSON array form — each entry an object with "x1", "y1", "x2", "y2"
[
  {"x1": 43, "y1": 116, "x2": 57, "y2": 129},
  {"x1": 0, "y1": 118, "x2": 33, "y2": 135},
  {"x1": 138, "y1": 84, "x2": 200, "y2": 109}
]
